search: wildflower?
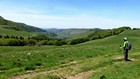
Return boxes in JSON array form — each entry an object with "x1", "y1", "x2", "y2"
[{"x1": 27, "y1": 53, "x2": 31, "y2": 55}]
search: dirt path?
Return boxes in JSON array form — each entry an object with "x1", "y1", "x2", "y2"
[
  {"x1": 113, "y1": 52, "x2": 140, "y2": 61},
  {"x1": 9, "y1": 59, "x2": 95, "y2": 79},
  {"x1": 9, "y1": 52, "x2": 140, "y2": 79},
  {"x1": 10, "y1": 69, "x2": 60, "y2": 79},
  {"x1": 66, "y1": 71, "x2": 93, "y2": 79},
  {"x1": 9, "y1": 61, "x2": 81, "y2": 79}
]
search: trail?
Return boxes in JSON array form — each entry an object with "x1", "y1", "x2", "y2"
[
  {"x1": 113, "y1": 52, "x2": 140, "y2": 61},
  {"x1": 66, "y1": 71, "x2": 93, "y2": 79},
  {"x1": 9, "y1": 61, "x2": 81, "y2": 79},
  {"x1": 10, "y1": 69, "x2": 60, "y2": 79},
  {"x1": 9, "y1": 60, "x2": 95, "y2": 79},
  {"x1": 9, "y1": 52, "x2": 140, "y2": 79}
]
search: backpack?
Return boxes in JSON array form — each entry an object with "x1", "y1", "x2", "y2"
[{"x1": 127, "y1": 42, "x2": 132, "y2": 50}]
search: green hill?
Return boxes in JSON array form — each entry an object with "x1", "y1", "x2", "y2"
[
  {"x1": 46, "y1": 28, "x2": 101, "y2": 38},
  {"x1": 0, "y1": 16, "x2": 57, "y2": 38},
  {"x1": 0, "y1": 16, "x2": 46, "y2": 32},
  {"x1": 0, "y1": 29, "x2": 140, "y2": 79},
  {"x1": 0, "y1": 26, "x2": 38, "y2": 38}
]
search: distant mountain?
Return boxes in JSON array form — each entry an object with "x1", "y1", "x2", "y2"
[
  {"x1": 46, "y1": 28, "x2": 101, "y2": 38},
  {"x1": 0, "y1": 16, "x2": 46, "y2": 32}
]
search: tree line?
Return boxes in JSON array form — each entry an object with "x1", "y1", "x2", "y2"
[
  {"x1": 67, "y1": 27, "x2": 131, "y2": 45},
  {"x1": 0, "y1": 35, "x2": 24, "y2": 39},
  {"x1": 0, "y1": 34, "x2": 66, "y2": 46},
  {"x1": 0, "y1": 27, "x2": 132, "y2": 46}
]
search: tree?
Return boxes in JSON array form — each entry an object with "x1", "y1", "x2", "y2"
[
  {"x1": 133, "y1": 28, "x2": 140, "y2": 30},
  {"x1": 0, "y1": 35, "x2": 2, "y2": 38},
  {"x1": 31, "y1": 35, "x2": 49, "y2": 41},
  {"x1": 11, "y1": 36, "x2": 15, "y2": 39},
  {"x1": 20, "y1": 36, "x2": 24, "y2": 39},
  {"x1": 4, "y1": 35, "x2": 10, "y2": 38}
]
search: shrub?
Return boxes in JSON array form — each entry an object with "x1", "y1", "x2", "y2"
[
  {"x1": 88, "y1": 27, "x2": 127, "y2": 41},
  {"x1": 20, "y1": 36, "x2": 24, "y2": 39},
  {"x1": 47, "y1": 40, "x2": 55, "y2": 45},
  {"x1": 31, "y1": 35, "x2": 49, "y2": 41},
  {"x1": 7, "y1": 39, "x2": 21, "y2": 46},
  {"x1": 0, "y1": 66, "x2": 10, "y2": 70},
  {"x1": 28, "y1": 39, "x2": 37, "y2": 46},
  {"x1": 133, "y1": 28, "x2": 140, "y2": 30},
  {"x1": 35, "y1": 62, "x2": 42, "y2": 66},
  {"x1": 28, "y1": 37, "x2": 31, "y2": 39},
  {"x1": 13, "y1": 61, "x2": 23, "y2": 67},
  {"x1": 15, "y1": 36, "x2": 18, "y2": 39},
  {"x1": 54, "y1": 40, "x2": 66, "y2": 46},
  {"x1": 0, "y1": 39, "x2": 22, "y2": 46},
  {"x1": 100, "y1": 75, "x2": 106, "y2": 79},
  {"x1": 39, "y1": 40, "x2": 48, "y2": 45},
  {"x1": 20, "y1": 39, "x2": 37, "y2": 46},
  {"x1": 35, "y1": 42, "x2": 42, "y2": 47},
  {"x1": 24, "y1": 66, "x2": 35, "y2": 71},
  {"x1": 68, "y1": 38, "x2": 89, "y2": 45},
  {"x1": 11, "y1": 36, "x2": 16, "y2": 39},
  {"x1": 0, "y1": 63, "x2": 3, "y2": 66},
  {"x1": 4, "y1": 35, "x2": 10, "y2": 38},
  {"x1": 0, "y1": 35, "x2": 2, "y2": 38}
]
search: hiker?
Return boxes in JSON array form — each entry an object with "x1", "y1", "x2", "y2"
[{"x1": 120, "y1": 37, "x2": 131, "y2": 61}]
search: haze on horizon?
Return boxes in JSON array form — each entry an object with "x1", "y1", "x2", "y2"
[{"x1": 0, "y1": 0, "x2": 140, "y2": 29}]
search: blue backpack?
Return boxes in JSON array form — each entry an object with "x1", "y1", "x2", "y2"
[{"x1": 127, "y1": 42, "x2": 132, "y2": 50}]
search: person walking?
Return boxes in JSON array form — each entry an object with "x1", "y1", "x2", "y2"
[{"x1": 120, "y1": 37, "x2": 131, "y2": 61}]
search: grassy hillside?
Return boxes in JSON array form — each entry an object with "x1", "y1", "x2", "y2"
[
  {"x1": 46, "y1": 28, "x2": 101, "y2": 38},
  {"x1": 0, "y1": 16, "x2": 46, "y2": 32},
  {"x1": 0, "y1": 26, "x2": 38, "y2": 38},
  {"x1": 0, "y1": 16, "x2": 57, "y2": 39},
  {"x1": 0, "y1": 30, "x2": 140, "y2": 79}
]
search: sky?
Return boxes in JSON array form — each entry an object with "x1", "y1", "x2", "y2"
[{"x1": 0, "y1": 0, "x2": 140, "y2": 29}]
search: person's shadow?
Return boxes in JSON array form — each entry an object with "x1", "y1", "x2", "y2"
[
  {"x1": 126, "y1": 59, "x2": 132, "y2": 61},
  {"x1": 113, "y1": 58, "x2": 132, "y2": 62}
]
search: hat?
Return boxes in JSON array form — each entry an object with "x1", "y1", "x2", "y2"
[{"x1": 124, "y1": 37, "x2": 127, "y2": 40}]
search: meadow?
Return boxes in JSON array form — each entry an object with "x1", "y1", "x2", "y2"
[{"x1": 0, "y1": 30, "x2": 140, "y2": 79}]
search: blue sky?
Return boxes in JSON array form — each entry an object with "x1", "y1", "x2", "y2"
[{"x1": 0, "y1": 0, "x2": 140, "y2": 29}]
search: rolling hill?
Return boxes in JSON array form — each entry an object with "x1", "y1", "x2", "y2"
[
  {"x1": 0, "y1": 16, "x2": 56, "y2": 38},
  {"x1": 0, "y1": 16, "x2": 46, "y2": 32},
  {"x1": 0, "y1": 26, "x2": 38, "y2": 38},
  {"x1": 1, "y1": 29, "x2": 140, "y2": 79},
  {"x1": 46, "y1": 28, "x2": 101, "y2": 38}
]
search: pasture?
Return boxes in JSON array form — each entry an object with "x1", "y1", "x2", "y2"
[{"x1": 0, "y1": 30, "x2": 140, "y2": 79}]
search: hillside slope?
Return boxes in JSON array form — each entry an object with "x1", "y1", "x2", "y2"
[
  {"x1": 0, "y1": 26, "x2": 39, "y2": 37},
  {"x1": 0, "y1": 16, "x2": 46, "y2": 32},
  {"x1": 0, "y1": 30, "x2": 140, "y2": 79},
  {"x1": 0, "y1": 16, "x2": 57, "y2": 38}
]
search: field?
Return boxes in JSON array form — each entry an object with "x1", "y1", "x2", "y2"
[{"x1": 0, "y1": 30, "x2": 140, "y2": 79}]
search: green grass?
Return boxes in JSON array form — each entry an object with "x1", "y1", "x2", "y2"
[
  {"x1": 88, "y1": 54, "x2": 140, "y2": 79},
  {"x1": 0, "y1": 27, "x2": 38, "y2": 38},
  {"x1": 0, "y1": 30, "x2": 140, "y2": 79}
]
